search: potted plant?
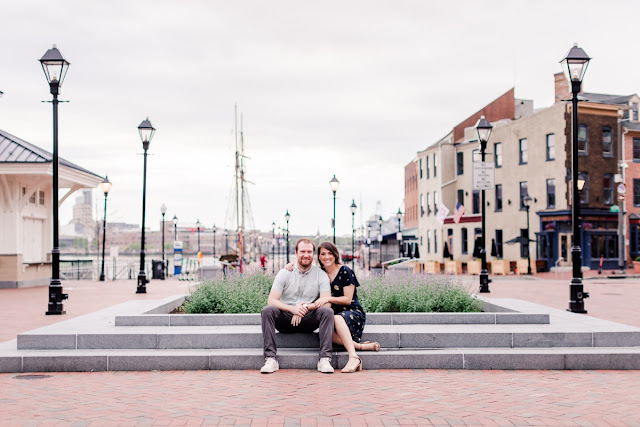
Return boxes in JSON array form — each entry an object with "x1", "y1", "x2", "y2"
[
  {"x1": 634, "y1": 257, "x2": 640, "y2": 274},
  {"x1": 490, "y1": 259, "x2": 510, "y2": 275},
  {"x1": 444, "y1": 260, "x2": 462, "y2": 275},
  {"x1": 467, "y1": 258, "x2": 481, "y2": 275},
  {"x1": 423, "y1": 260, "x2": 440, "y2": 274}
]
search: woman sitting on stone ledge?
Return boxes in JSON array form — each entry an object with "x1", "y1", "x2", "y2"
[{"x1": 286, "y1": 241, "x2": 379, "y2": 373}]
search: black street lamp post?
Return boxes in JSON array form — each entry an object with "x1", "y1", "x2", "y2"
[
  {"x1": 350, "y1": 200, "x2": 357, "y2": 270},
  {"x1": 367, "y1": 225, "x2": 372, "y2": 271},
  {"x1": 196, "y1": 219, "x2": 201, "y2": 253},
  {"x1": 40, "y1": 45, "x2": 70, "y2": 315},
  {"x1": 173, "y1": 215, "x2": 178, "y2": 241},
  {"x1": 475, "y1": 115, "x2": 493, "y2": 293},
  {"x1": 377, "y1": 216, "x2": 383, "y2": 266},
  {"x1": 522, "y1": 194, "x2": 533, "y2": 275},
  {"x1": 277, "y1": 227, "x2": 282, "y2": 270},
  {"x1": 160, "y1": 204, "x2": 167, "y2": 280},
  {"x1": 330, "y1": 175, "x2": 340, "y2": 244},
  {"x1": 225, "y1": 230, "x2": 229, "y2": 255},
  {"x1": 285, "y1": 210, "x2": 291, "y2": 263},
  {"x1": 562, "y1": 43, "x2": 591, "y2": 313},
  {"x1": 136, "y1": 118, "x2": 156, "y2": 294},
  {"x1": 213, "y1": 224, "x2": 217, "y2": 258},
  {"x1": 271, "y1": 221, "x2": 276, "y2": 274},
  {"x1": 99, "y1": 177, "x2": 112, "y2": 282},
  {"x1": 396, "y1": 208, "x2": 403, "y2": 258}
]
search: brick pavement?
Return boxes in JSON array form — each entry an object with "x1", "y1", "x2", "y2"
[
  {"x1": 2, "y1": 274, "x2": 640, "y2": 425},
  {"x1": 0, "y1": 278, "x2": 191, "y2": 343},
  {"x1": 1, "y1": 369, "x2": 640, "y2": 425}
]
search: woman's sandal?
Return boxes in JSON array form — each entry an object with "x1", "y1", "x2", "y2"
[
  {"x1": 341, "y1": 356, "x2": 362, "y2": 373},
  {"x1": 356, "y1": 341, "x2": 380, "y2": 352}
]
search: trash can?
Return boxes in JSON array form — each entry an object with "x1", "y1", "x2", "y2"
[{"x1": 152, "y1": 260, "x2": 164, "y2": 279}]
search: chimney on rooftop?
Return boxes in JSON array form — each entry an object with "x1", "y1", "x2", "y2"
[{"x1": 554, "y1": 72, "x2": 571, "y2": 103}]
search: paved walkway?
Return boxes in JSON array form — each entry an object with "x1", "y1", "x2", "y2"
[{"x1": 2, "y1": 274, "x2": 640, "y2": 426}]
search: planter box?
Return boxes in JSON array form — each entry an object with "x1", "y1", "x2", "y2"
[
  {"x1": 467, "y1": 260, "x2": 481, "y2": 275},
  {"x1": 444, "y1": 260, "x2": 462, "y2": 275},
  {"x1": 634, "y1": 261, "x2": 640, "y2": 274},
  {"x1": 490, "y1": 259, "x2": 510, "y2": 275},
  {"x1": 517, "y1": 258, "x2": 537, "y2": 275},
  {"x1": 423, "y1": 261, "x2": 440, "y2": 274}
]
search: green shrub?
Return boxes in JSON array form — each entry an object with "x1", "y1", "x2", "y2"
[
  {"x1": 184, "y1": 272, "x2": 273, "y2": 314},
  {"x1": 634, "y1": 256, "x2": 640, "y2": 262},
  {"x1": 184, "y1": 271, "x2": 483, "y2": 314},
  {"x1": 358, "y1": 274, "x2": 484, "y2": 313}
]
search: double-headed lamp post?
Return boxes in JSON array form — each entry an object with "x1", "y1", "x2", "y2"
[
  {"x1": 522, "y1": 194, "x2": 533, "y2": 275},
  {"x1": 99, "y1": 177, "x2": 112, "y2": 282},
  {"x1": 396, "y1": 208, "x2": 403, "y2": 258},
  {"x1": 285, "y1": 210, "x2": 291, "y2": 263},
  {"x1": 562, "y1": 43, "x2": 591, "y2": 313},
  {"x1": 160, "y1": 204, "x2": 167, "y2": 280},
  {"x1": 196, "y1": 219, "x2": 201, "y2": 253},
  {"x1": 40, "y1": 45, "x2": 70, "y2": 315},
  {"x1": 136, "y1": 118, "x2": 156, "y2": 294},
  {"x1": 475, "y1": 115, "x2": 493, "y2": 293},
  {"x1": 330, "y1": 175, "x2": 340, "y2": 244},
  {"x1": 350, "y1": 200, "x2": 357, "y2": 270}
]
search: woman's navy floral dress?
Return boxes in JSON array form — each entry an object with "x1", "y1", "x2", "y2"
[{"x1": 330, "y1": 265, "x2": 366, "y2": 343}]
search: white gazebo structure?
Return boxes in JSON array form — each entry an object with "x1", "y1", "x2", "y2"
[{"x1": 0, "y1": 129, "x2": 103, "y2": 288}]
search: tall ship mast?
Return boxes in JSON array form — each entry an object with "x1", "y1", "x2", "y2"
[{"x1": 225, "y1": 105, "x2": 255, "y2": 272}]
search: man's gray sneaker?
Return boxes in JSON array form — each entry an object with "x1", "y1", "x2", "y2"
[
  {"x1": 260, "y1": 357, "x2": 279, "y2": 373},
  {"x1": 317, "y1": 357, "x2": 334, "y2": 373}
]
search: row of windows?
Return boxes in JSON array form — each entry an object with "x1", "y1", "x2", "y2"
[
  {"x1": 419, "y1": 153, "x2": 437, "y2": 179},
  {"x1": 578, "y1": 125, "x2": 616, "y2": 157},
  {"x1": 457, "y1": 135, "x2": 556, "y2": 175}
]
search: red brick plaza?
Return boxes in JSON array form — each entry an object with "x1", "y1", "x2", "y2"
[{"x1": 1, "y1": 272, "x2": 640, "y2": 426}]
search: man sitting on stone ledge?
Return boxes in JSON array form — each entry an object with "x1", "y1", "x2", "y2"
[{"x1": 260, "y1": 238, "x2": 334, "y2": 374}]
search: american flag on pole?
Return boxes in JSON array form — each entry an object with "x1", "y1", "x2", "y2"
[{"x1": 453, "y1": 202, "x2": 465, "y2": 223}]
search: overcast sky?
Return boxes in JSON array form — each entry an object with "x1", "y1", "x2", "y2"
[{"x1": 2, "y1": 0, "x2": 639, "y2": 236}]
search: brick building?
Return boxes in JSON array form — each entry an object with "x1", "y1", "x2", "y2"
[{"x1": 405, "y1": 73, "x2": 640, "y2": 271}]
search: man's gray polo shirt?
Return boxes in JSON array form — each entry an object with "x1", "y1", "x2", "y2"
[{"x1": 272, "y1": 264, "x2": 330, "y2": 306}]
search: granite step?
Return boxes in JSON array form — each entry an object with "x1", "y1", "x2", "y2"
[
  {"x1": 16, "y1": 324, "x2": 640, "y2": 350},
  {"x1": 2, "y1": 346, "x2": 640, "y2": 372}
]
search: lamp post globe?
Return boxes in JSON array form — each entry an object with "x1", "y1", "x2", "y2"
[
  {"x1": 99, "y1": 176, "x2": 112, "y2": 282},
  {"x1": 330, "y1": 175, "x2": 339, "y2": 243},
  {"x1": 522, "y1": 194, "x2": 533, "y2": 275},
  {"x1": 40, "y1": 45, "x2": 70, "y2": 315},
  {"x1": 562, "y1": 43, "x2": 591, "y2": 313},
  {"x1": 136, "y1": 118, "x2": 155, "y2": 294},
  {"x1": 475, "y1": 115, "x2": 493, "y2": 293},
  {"x1": 350, "y1": 199, "x2": 357, "y2": 269},
  {"x1": 284, "y1": 210, "x2": 291, "y2": 263}
]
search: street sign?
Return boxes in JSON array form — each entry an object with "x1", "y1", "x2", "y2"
[
  {"x1": 472, "y1": 161, "x2": 495, "y2": 190},
  {"x1": 617, "y1": 183, "x2": 626, "y2": 194},
  {"x1": 610, "y1": 205, "x2": 620, "y2": 213}
]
